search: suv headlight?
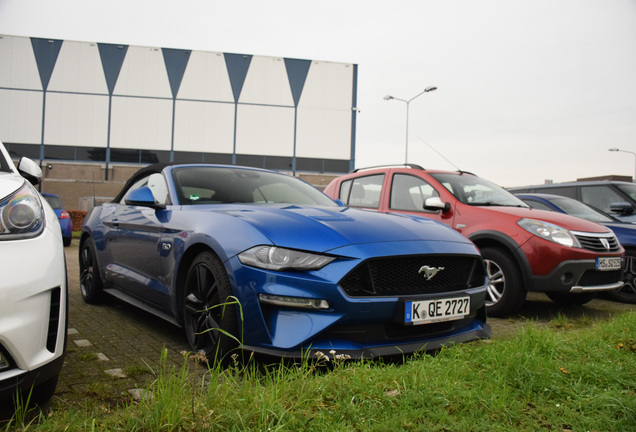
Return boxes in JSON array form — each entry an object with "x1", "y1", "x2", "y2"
[
  {"x1": 0, "y1": 181, "x2": 45, "y2": 240},
  {"x1": 517, "y1": 218, "x2": 581, "y2": 248},
  {"x1": 238, "y1": 246, "x2": 335, "y2": 271}
]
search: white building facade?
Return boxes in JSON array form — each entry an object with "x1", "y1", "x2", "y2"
[{"x1": 0, "y1": 34, "x2": 358, "y2": 179}]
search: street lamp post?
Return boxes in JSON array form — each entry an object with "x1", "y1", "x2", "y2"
[
  {"x1": 608, "y1": 148, "x2": 636, "y2": 182},
  {"x1": 384, "y1": 86, "x2": 437, "y2": 164}
]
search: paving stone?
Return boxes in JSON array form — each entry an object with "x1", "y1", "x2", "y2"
[
  {"x1": 73, "y1": 339, "x2": 93, "y2": 347},
  {"x1": 104, "y1": 368, "x2": 127, "y2": 378}
]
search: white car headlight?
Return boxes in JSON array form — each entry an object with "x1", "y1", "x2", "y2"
[
  {"x1": 238, "y1": 246, "x2": 335, "y2": 271},
  {"x1": 517, "y1": 218, "x2": 580, "y2": 248},
  {"x1": 0, "y1": 182, "x2": 45, "y2": 240}
]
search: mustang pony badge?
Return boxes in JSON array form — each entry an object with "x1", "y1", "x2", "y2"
[{"x1": 418, "y1": 265, "x2": 445, "y2": 280}]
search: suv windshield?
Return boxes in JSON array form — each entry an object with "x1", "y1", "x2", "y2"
[
  {"x1": 549, "y1": 196, "x2": 614, "y2": 223},
  {"x1": 431, "y1": 173, "x2": 528, "y2": 207},
  {"x1": 615, "y1": 183, "x2": 636, "y2": 202}
]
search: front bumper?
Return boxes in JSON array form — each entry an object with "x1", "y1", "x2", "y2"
[
  {"x1": 527, "y1": 259, "x2": 623, "y2": 294},
  {"x1": 228, "y1": 240, "x2": 491, "y2": 358},
  {"x1": 0, "y1": 225, "x2": 67, "y2": 401}
]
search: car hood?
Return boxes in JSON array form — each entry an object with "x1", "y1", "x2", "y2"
[
  {"x1": 213, "y1": 204, "x2": 472, "y2": 252},
  {"x1": 0, "y1": 173, "x2": 23, "y2": 200},
  {"x1": 478, "y1": 206, "x2": 613, "y2": 233}
]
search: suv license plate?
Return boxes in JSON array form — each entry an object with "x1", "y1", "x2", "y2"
[
  {"x1": 596, "y1": 257, "x2": 621, "y2": 271},
  {"x1": 405, "y1": 297, "x2": 470, "y2": 325}
]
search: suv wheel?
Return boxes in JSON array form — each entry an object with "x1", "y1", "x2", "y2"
[
  {"x1": 606, "y1": 249, "x2": 636, "y2": 304},
  {"x1": 481, "y1": 247, "x2": 526, "y2": 316}
]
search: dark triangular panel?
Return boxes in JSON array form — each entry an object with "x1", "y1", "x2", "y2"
[
  {"x1": 162, "y1": 48, "x2": 191, "y2": 98},
  {"x1": 30, "y1": 37, "x2": 63, "y2": 90},
  {"x1": 284, "y1": 58, "x2": 311, "y2": 107},
  {"x1": 98, "y1": 43, "x2": 129, "y2": 95},
  {"x1": 223, "y1": 53, "x2": 252, "y2": 102}
]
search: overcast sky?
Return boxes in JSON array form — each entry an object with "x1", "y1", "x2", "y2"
[{"x1": 1, "y1": 0, "x2": 635, "y2": 187}]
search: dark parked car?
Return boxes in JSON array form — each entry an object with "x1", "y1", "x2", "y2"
[
  {"x1": 80, "y1": 163, "x2": 491, "y2": 363},
  {"x1": 509, "y1": 180, "x2": 636, "y2": 222},
  {"x1": 41, "y1": 193, "x2": 72, "y2": 246},
  {"x1": 323, "y1": 165, "x2": 624, "y2": 316},
  {"x1": 515, "y1": 193, "x2": 635, "y2": 304}
]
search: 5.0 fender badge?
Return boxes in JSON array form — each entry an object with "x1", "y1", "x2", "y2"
[{"x1": 418, "y1": 265, "x2": 445, "y2": 280}]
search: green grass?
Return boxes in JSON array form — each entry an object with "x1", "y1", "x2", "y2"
[{"x1": 5, "y1": 312, "x2": 636, "y2": 431}]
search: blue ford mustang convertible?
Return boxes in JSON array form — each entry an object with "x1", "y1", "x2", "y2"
[{"x1": 80, "y1": 163, "x2": 490, "y2": 362}]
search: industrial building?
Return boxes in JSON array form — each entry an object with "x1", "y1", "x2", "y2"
[{"x1": 0, "y1": 34, "x2": 358, "y2": 209}]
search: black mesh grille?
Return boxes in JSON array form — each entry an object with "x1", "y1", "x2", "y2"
[
  {"x1": 339, "y1": 255, "x2": 485, "y2": 297},
  {"x1": 574, "y1": 233, "x2": 621, "y2": 252}
]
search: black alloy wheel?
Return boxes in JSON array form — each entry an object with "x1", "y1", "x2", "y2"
[
  {"x1": 79, "y1": 238, "x2": 104, "y2": 304},
  {"x1": 183, "y1": 251, "x2": 239, "y2": 363},
  {"x1": 606, "y1": 249, "x2": 636, "y2": 304}
]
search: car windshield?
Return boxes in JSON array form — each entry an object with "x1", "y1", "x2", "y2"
[
  {"x1": 547, "y1": 196, "x2": 614, "y2": 223},
  {"x1": 430, "y1": 172, "x2": 528, "y2": 207},
  {"x1": 615, "y1": 183, "x2": 636, "y2": 202},
  {"x1": 43, "y1": 195, "x2": 63, "y2": 209},
  {"x1": 171, "y1": 166, "x2": 338, "y2": 206}
]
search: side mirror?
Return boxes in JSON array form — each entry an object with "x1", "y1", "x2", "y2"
[
  {"x1": 333, "y1": 198, "x2": 346, "y2": 207},
  {"x1": 424, "y1": 196, "x2": 451, "y2": 213},
  {"x1": 609, "y1": 201, "x2": 634, "y2": 215},
  {"x1": 17, "y1": 157, "x2": 42, "y2": 186},
  {"x1": 125, "y1": 186, "x2": 165, "y2": 209}
]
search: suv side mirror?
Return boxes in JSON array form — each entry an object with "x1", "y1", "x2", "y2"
[
  {"x1": 424, "y1": 196, "x2": 451, "y2": 213},
  {"x1": 610, "y1": 201, "x2": 634, "y2": 215},
  {"x1": 17, "y1": 157, "x2": 42, "y2": 186}
]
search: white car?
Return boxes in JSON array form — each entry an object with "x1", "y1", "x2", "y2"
[{"x1": 0, "y1": 141, "x2": 67, "y2": 404}]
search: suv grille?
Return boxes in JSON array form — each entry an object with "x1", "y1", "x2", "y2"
[
  {"x1": 339, "y1": 255, "x2": 485, "y2": 297},
  {"x1": 572, "y1": 232, "x2": 621, "y2": 253}
]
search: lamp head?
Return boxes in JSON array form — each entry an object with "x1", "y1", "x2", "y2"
[
  {"x1": 383, "y1": 95, "x2": 394, "y2": 101},
  {"x1": 425, "y1": 86, "x2": 437, "y2": 93},
  {"x1": 608, "y1": 148, "x2": 619, "y2": 152}
]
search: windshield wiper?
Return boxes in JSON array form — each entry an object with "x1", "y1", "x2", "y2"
[{"x1": 470, "y1": 202, "x2": 527, "y2": 208}]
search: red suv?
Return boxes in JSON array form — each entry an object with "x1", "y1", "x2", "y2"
[{"x1": 324, "y1": 165, "x2": 624, "y2": 315}]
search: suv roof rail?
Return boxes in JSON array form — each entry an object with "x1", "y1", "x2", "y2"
[{"x1": 350, "y1": 164, "x2": 425, "y2": 173}]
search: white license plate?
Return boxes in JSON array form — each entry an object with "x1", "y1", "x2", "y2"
[
  {"x1": 596, "y1": 257, "x2": 622, "y2": 271},
  {"x1": 404, "y1": 296, "x2": 470, "y2": 325}
]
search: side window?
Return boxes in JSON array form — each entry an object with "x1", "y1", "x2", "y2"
[
  {"x1": 121, "y1": 176, "x2": 151, "y2": 204},
  {"x1": 147, "y1": 173, "x2": 169, "y2": 205},
  {"x1": 390, "y1": 174, "x2": 439, "y2": 212},
  {"x1": 542, "y1": 186, "x2": 576, "y2": 199},
  {"x1": 581, "y1": 186, "x2": 624, "y2": 213},
  {"x1": 341, "y1": 174, "x2": 384, "y2": 209}
]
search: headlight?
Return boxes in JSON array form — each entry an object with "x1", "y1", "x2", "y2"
[
  {"x1": 238, "y1": 246, "x2": 335, "y2": 271},
  {"x1": 0, "y1": 181, "x2": 45, "y2": 240},
  {"x1": 517, "y1": 218, "x2": 580, "y2": 248}
]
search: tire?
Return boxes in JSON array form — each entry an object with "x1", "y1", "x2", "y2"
[
  {"x1": 182, "y1": 251, "x2": 239, "y2": 364},
  {"x1": 481, "y1": 246, "x2": 526, "y2": 316},
  {"x1": 606, "y1": 249, "x2": 636, "y2": 304},
  {"x1": 546, "y1": 292, "x2": 596, "y2": 306},
  {"x1": 79, "y1": 238, "x2": 105, "y2": 304},
  {"x1": 63, "y1": 236, "x2": 72, "y2": 247}
]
